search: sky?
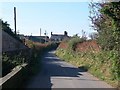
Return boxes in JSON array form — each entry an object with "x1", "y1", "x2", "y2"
[{"x1": 1, "y1": 2, "x2": 96, "y2": 37}]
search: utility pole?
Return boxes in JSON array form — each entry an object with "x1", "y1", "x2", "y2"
[
  {"x1": 44, "y1": 30, "x2": 47, "y2": 43},
  {"x1": 14, "y1": 7, "x2": 17, "y2": 35},
  {"x1": 40, "y1": 28, "x2": 41, "y2": 36}
]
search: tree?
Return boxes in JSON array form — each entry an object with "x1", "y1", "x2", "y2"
[
  {"x1": 89, "y1": 1, "x2": 120, "y2": 50},
  {"x1": 89, "y1": 1, "x2": 120, "y2": 83},
  {"x1": 1, "y1": 19, "x2": 22, "y2": 42},
  {"x1": 100, "y1": 2, "x2": 120, "y2": 51},
  {"x1": 1, "y1": 19, "x2": 13, "y2": 35}
]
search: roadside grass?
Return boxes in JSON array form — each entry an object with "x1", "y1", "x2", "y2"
[{"x1": 55, "y1": 49, "x2": 119, "y2": 88}]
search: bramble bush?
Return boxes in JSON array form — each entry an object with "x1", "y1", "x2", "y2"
[
  {"x1": 68, "y1": 36, "x2": 85, "y2": 51},
  {"x1": 2, "y1": 49, "x2": 30, "y2": 77},
  {"x1": 26, "y1": 41, "x2": 59, "y2": 75},
  {"x1": 2, "y1": 42, "x2": 59, "y2": 77},
  {"x1": 56, "y1": 36, "x2": 119, "y2": 87}
]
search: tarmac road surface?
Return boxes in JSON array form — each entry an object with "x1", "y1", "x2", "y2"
[{"x1": 25, "y1": 51, "x2": 115, "y2": 89}]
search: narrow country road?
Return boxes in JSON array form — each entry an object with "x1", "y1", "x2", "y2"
[{"x1": 25, "y1": 51, "x2": 114, "y2": 88}]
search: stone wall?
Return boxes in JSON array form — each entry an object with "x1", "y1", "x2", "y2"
[
  {"x1": 0, "y1": 64, "x2": 28, "y2": 89},
  {"x1": 2, "y1": 31, "x2": 28, "y2": 52}
]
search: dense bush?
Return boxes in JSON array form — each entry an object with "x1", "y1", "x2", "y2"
[
  {"x1": 2, "y1": 41, "x2": 59, "y2": 77},
  {"x1": 56, "y1": 48, "x2": 119, "y2": 87},
  {"x1": 55, "y1": 35, "x2": 119, "y2": 87},
  {"x1": 89, "y1": 2, "x2": 120, "y2": 51},
  {"x1": 89, "y1": 2, "x2": 120, "y2": 88},
  {"x1": 68, "y1": 36, "x2": 85, "y2": 51},
  {"x1": 2, "y1": 49, "x2": 30, "y2": 77},
  {"x1": 55, "y1": 2, "x2": 120, "y2": 87},
  {"x1": 26, "y1": 41, "x2": 59, "y2": 75}
]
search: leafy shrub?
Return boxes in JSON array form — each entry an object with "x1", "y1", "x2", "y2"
[
  {"x1": 108, "y1": 50, "x2": 120, "y2": 80},
  {"x1": 26, "y1": 42, "x2": 59, "y2": 75},
  {"x1": 56, "y1": 44, "x2": 119, "y2": 87},
  {"x1": 89, "y1": 2, "x2": 120, "y2": 88},
  {"x1": 68, "y1": 36, "x2": 84, "y2": 51},
  {"x1": 2, "y1": 50, "x2": 30, "y2": 77}
]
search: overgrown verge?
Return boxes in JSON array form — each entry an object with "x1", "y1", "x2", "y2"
[
  {"x1": 20, "y1": 41, "x2": 59, "y2": 87},
  {"x1": 2, "y1": 39, "x2": 59, "y2": 88},
  {"x1": 2, "y1": 49, "x2": 30, "y2": 77},
  {"x1": 26, "y1": 41, "x2": 59, "y2": 76},
  {"x1": 56, "y1": 38, "x2": 119, "y2": 88}
]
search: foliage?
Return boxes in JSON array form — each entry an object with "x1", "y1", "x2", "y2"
[
  {"x1": 55, "y1": 1, "x2": 120, "y2": 88},
  {"x1": 2, "y1": 50, "x2": 30, "y2": 77},
  {"x1": 1, "y1": 19, "x2": 22, "y2": 42},
  {"x1": 67, "y1": 36, "x2": 85, "y2": 51},
  {"x1": 89, "y1": 2, "x2": 120, "y2": 51},
  {"x1": 100, "y1": 2, "x2": 120, "y2": 51},
  {"x1": 56, "y1": 31, "x2": 119, "y2": 88},
  {"x1": 108, "y1": 50, "x2": 120, "y2": 80},
  {"x1": 56, "y1": 48, "x2": 118, "y2": 87},
  {"x1": 2, "y1": 41, "x2": 59, "y2": 77},
  {"x1": 26, "y1": 41, "x2": 59, "y2": 75},
  {"x1": 89, "y1": 2, "x2": 120, "y2": 88}
]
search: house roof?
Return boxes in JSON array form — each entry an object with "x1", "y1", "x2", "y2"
[
  {"x1": 25, "y1": 36, "x2": 49, "y2": 39},
  {"x1": 51, "y1": 34, "x2": 65, "y2": 36},
  {"x1": 50, "y1": 34, "x2": 69, "y2": 40},
  {"x1": 32, "y1": 36, "x2": 49, "y2": 39}
]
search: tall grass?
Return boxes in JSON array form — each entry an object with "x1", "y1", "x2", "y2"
[{"x1": 56, "y1": 38, "x2": 119, "y2": 88}]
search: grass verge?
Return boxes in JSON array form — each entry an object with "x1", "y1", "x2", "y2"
[{"x1": 55, "y1": 48, "x2": 119, "y2": 88}]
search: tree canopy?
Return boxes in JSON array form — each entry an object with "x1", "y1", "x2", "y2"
[
  {"x1": 89, "y1": 1, "x2": 120, "y2": 51},
  {"x1": 1, "y1": 19, "x2": 22, "y2": 42}
]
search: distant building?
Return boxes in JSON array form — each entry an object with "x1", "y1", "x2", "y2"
[
  {"x1": 26, "y1": 36, "x2": 49, "y2": 43},
  {"x1": 50, "y1": 31, "x2": 69, "y2": 42},
  {"x1": 19, "y1": 34, "x2": 49, "y2": 43}
]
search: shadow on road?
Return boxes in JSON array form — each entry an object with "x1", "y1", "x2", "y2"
[{"x1": 25, "y1": 51, "x2": 88, "y2": 89}]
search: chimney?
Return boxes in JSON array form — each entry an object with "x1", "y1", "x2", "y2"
[
  {"x1": 51, "y1": 32, "x2": 53, "y2": 35},
  {"x1": 64, "y1": 31, "x2": 68, "y2": 36}
]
